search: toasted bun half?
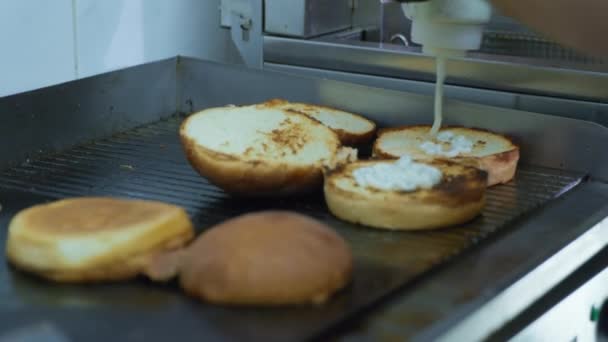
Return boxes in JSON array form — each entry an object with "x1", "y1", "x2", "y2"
[
  {"x1": 373, "y1": 126, "x2": 519, "y2": 186},
  {"x1": 179, "y1": 211, "x2": 353, "y2": 306},
  {"x1": 324, "y1": 160, "x2": 487, "y2": 230},
  {"x1": 180, "y1": 104, "x2": 355, "y2": 197},
  {"x1": 5, "y1": 197, "x2": 195, "y2": 282},
  {"x1": 263, "y1": 99, "x2": 376, "y2": 145}
]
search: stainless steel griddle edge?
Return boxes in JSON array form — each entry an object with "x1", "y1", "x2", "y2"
[
  {"x1": 343, "y1": 181, "x2": 608, "y2": 341},
  {"x1": 0, "y1": 57, "x2": 607, "y2": 341}
]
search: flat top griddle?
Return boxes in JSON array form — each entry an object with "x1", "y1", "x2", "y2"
[{"x1": 0, "y1": 115, "x2": 583, "y2": 342}]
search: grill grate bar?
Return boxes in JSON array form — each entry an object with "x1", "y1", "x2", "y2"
[
  {"x1": 4, "y1": 171, "x2": 227, "y2": 212},
  {"x1": 55, "y1": 150, "x2": 205, "y2": 182},
  {"x1": 0, "y1": 177, "x2": 105, "y2": 198},
  {"x1": 28, "y1": 158, "x2": 225, "y2": 199}
]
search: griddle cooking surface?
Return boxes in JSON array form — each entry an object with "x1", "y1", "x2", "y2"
[{"x1": 0, "y1": 116, "x2": 583, "y2": 342}]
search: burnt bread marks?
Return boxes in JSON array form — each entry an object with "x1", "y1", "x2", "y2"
[
  {"x1": 262, "y1": 99, "x2": 376, "y2": 146},
  {"x1": 324, "y1": 158, "x2": 487, "y2": 230},
  {"x1": 179, "y1": 103, "x2": 347, "y2": 197},
  {"x1": 374, "y1": 125, "x2": 519, "y2": 186},
  {"x1": 266, "y1": 118, "x2": 310, "y2": 155}
]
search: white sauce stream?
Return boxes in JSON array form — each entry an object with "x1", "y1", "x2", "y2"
[{"x1": 431, "y1": 55, "x2": 447, "y2": 137}]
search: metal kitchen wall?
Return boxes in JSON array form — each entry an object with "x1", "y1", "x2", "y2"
[{"x1": 0, "y1": 0, "x2": 241, "y2": 97}]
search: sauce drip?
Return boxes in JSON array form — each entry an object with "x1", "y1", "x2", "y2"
[{"x1": 431, "y1": 55, "x2": 446, "y2": 137}]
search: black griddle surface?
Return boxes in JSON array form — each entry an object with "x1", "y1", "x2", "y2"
[{"x1": 0, "y1": 116, "x2": 583, "y2": 342}]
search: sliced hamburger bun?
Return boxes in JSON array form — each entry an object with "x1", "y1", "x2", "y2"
[
  {"x1": 373, "y1": 126, "x2": 519, "y2": 186},
  {"x1": 180, "y1": 103, "x2": 356, "y2": 197},
  {"x1": 5, "y1": 197, "x2": 195, "y2": 283},
  {"x1": 176, "y1": 211, "x2": 352, "y2": 306},
  {"x1": 324, "y1": 158, "x2": 487, "y2": 230},
  {"x1": 263, "y1": 99, "x2": 376, "y2": 145}
]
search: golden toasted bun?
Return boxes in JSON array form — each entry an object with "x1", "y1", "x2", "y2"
[
  {"x1": 178, "y1": 211, "x2": 353, "y2": 306},
  {"x1": 324, "y1": 160, "x2": 487, "y2": 230},
  {"x1": 263, "y1": 99, "x2": 377, "y2": 145},
  {"x1": 180, "y1": 103, "x2": 356, "y2": 197},
  {"x1": 373, "y1": 126, "x2": 519, "y2": 186},
  {"x1": 5, "y1": 197, "x2": 195, "y2": 282}
]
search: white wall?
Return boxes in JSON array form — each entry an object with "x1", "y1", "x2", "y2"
[{"x1": 0, "y1": 0, "x2": 240, "y2": 97}]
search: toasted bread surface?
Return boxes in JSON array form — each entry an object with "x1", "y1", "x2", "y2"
[
  {"x1": 324, "y1": 160, "x2": 487, "y2": 230},
  {"x1": 373, "y1": 126, "x2": 519, "y2": 186},
  {"x1": 6, "y1": 197, "x2": 195, "y2": 282},
  {"x1": 179, "y1": 211, "x2": 352, "y2": 306},
  {"x1": 263, "y1": 99, "x2": 376, "y2": 145},
  {"x1": 180, "y1": 104, "x2": 350, "y2": 197}
]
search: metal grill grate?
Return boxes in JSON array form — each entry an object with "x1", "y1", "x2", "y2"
[
  {"x1": 0, "y1": 115, "x2": 584, "y2": 260},
  {"x1": 0, "y1": 115, "x2": 585, "y2": 341}
]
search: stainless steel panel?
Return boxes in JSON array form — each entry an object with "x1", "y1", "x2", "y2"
[
  {"x1": 263, "y1": 36, "x2": 608, "y2": 102},
  {"x1": 352, "y1": 0, "x2": 380, "y2": 28},
  {"x1": 0, "y1": 57, "x2": 178, "y2": 170},
  {"x1": 265, "y1": 62, "x2": 608, "y2": 126},
  {"x1": 509, "y1": 252, "x2": 608, "y2": 341},
  {"x1": 230, "y1": 0, "x2": 264, "y2": 68},
  {"x1": 345, "y1": 182, "x2": 608, "y2": 341},
  {"x1": 177, "y1": 57, "x2": 608, "y2": 182},
  {"x1": 264, "y1": 0, "x2": 353, "y2": 38}
]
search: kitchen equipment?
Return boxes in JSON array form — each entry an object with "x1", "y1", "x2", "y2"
[
  {"x1": 263, "y1": 0, "x2": 353, "y2": 38},
  {"x1": 257, "y1": 0, "x2": 608, "y2": 106},
  {"x1": 0, "y1": 57, "x2": 607, "y2": 341},
  {"x1": 1, "y1": 0, "x2": 608, "y2": 340}
]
